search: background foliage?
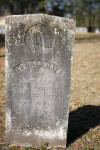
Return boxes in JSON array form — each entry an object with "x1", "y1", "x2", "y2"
[{"x1": 0, "y1": 0, "x2": 100, "y2": 31}]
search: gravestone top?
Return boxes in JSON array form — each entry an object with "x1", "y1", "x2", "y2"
[{"x1": 5, "y1": 14, "x2": 75, "y2": 147}]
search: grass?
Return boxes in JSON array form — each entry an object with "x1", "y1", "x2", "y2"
[
  {"x1": 0, "y1": 34, "x2": 100, "y2": 149},
  {"x1": 70, "y1": 37, "x2": 100, "y2": 111}
]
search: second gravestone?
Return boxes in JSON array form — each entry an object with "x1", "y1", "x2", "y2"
[{"x1": 5, "y1": 14, "x2": 75, "y2": 147}]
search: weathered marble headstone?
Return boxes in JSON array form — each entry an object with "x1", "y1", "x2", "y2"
[{"x1": 5, "y1": 14, "x2": 75, "y2": 147}]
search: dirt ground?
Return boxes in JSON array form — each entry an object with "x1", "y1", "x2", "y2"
[{"x1": 0, "y1": 34, "x2": 100, "y2": 150}]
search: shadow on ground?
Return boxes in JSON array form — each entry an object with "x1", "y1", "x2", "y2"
[{"x1": 67, "y1": 105, "x2": 100, "y2": 146}]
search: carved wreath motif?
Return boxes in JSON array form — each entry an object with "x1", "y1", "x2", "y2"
[{"x1": 24, "y1": 23, "x2": 55, "y2": 54}]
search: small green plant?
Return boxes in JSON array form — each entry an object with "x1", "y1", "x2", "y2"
[
  {"x1": 10, "y1": 145, "x2": 20, "y2": 150},
  {"x1": 38, "y1": 142, "x2": 49, "y2": 150},
  {"x1": 24, "y1": 146, "x2": 32, "y2": 150},
  {"x1": 44, "y1": 142, "x2": 49, "y2": 147}
]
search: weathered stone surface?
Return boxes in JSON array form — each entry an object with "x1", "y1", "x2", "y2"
[{"x1": 5, "y1": 14, "x2": 75, "y2": 147}]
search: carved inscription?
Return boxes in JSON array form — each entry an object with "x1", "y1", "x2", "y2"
[
  {"x1": 10, "y1": 61, "x2": 65, "y2": 128},
  {"x1": 24, "y1": 23, "x2": 55, "y2": 54},
  {"x1": 14, "y1": 60, "x2": 63, "y2": 75}
]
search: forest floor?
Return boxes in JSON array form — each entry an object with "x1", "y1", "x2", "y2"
[{"x1": 0, "y1": 33, "x2": 100, "y2": 150}]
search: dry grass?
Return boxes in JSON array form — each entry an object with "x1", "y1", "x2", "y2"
[
  {"x1": 0, "y1": 34, "x2": 100, "y2": 149},
  {"x1": 68, "y1": 35, "x2": 100, "y2": 149},
  {"x1": 76, "y1": 33, "x2": 100, "y2": 38},
  {"x1": 70, "y1": 40, "x2": 100, "y2": 110}
]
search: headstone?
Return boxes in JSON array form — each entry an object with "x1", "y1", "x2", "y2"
[
  {"x1": 0, "y1": 26, "x2": 5, "y2": 34},
  {"x1": 5, "y1": 14, "x2": 75, "y2": 147},
  {"x1": 95, "y1": 28, "x2": 100, "y2": 34},
  {"x1": 75, "y1": 27, "x2": 87, "y2": 33}
]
